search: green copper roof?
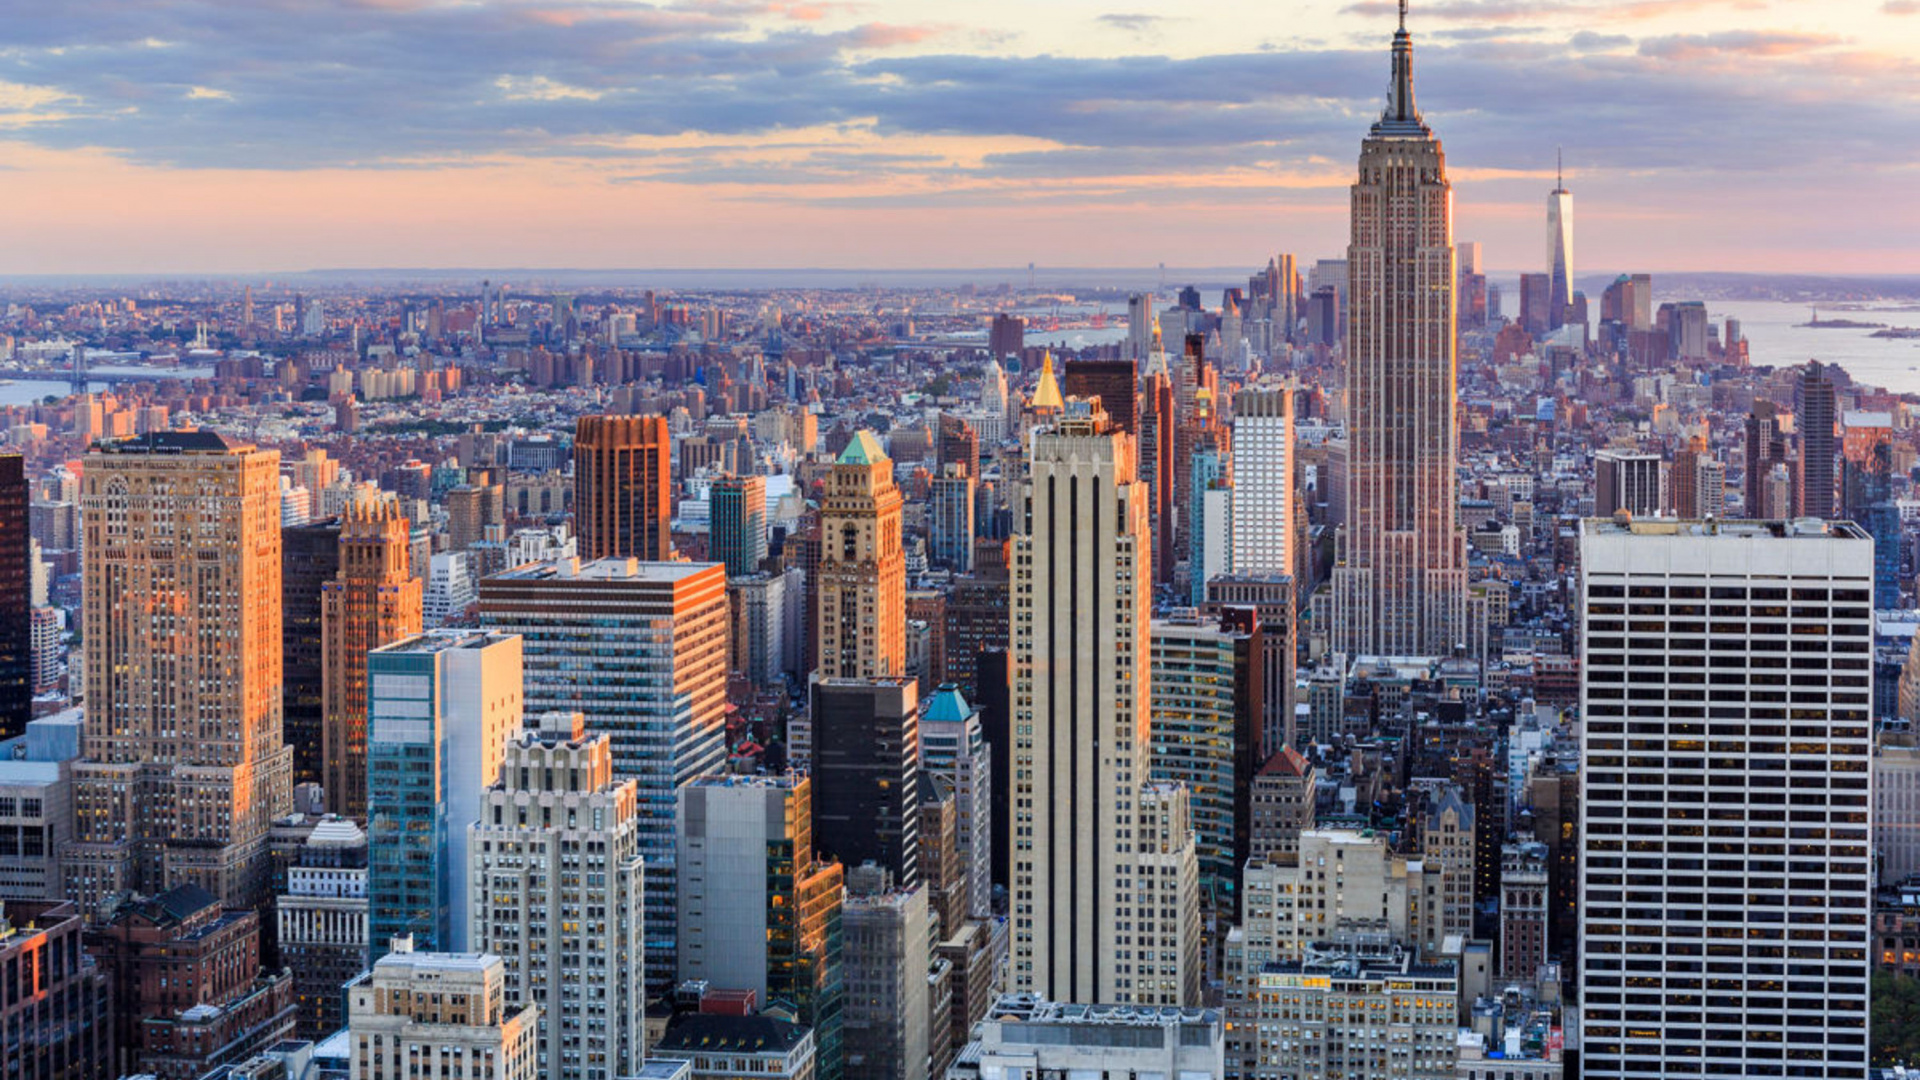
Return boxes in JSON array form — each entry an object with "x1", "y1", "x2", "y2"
[
  {"x1": 838, "y1": 430, "x2": 886, "y2": 466},
  {"x1": 923, "y1": 683, "x2": 975, "y2": 723}
]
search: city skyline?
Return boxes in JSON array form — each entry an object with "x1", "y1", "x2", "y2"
[{"x1": 0, "y1": 1, "x2": 1915, "y2": 275}]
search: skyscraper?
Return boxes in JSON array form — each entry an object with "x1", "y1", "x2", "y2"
[
  {"x1": 1229, "y1": 386, "x2": 1296, "y2": 581},
  {"x1": 348, "y1": 942, "x2": 539, "y2": 1080},
  {"x1": 1062, "y1": 359, "x2": 1138, "y2": 435},
  {"x1": 919, "y1": 684, "x2": 992, "y2": 920},
  {"x1": 282, "y1": 518, "x2": 342, "y2": 787},
  {"x1": 1331, "y1": 9, "x2": 1469, "y2": 660},
  {"x1": 479, "y1": 557, "x2": 729, "y2": 992},
  {"x1": 1577, "y1": 517, "x2": 1871, "y2": 1076},
  {"x1": 1797, "y1": 360, "x2": 1837, "y2": 520},
  {"x1": 710, "y1": 473, "x2": 768, "y2": 578},
  {"x1": 1139, "y1": 348, "x2": 1177, "y2": 586},
  {"x1": 810, "y1": 678, "x2": 921, "y2": 888},
  {"x1": 573, "y1": 415, "x2": 671, "y2": 562},
  {"x1": 469, "y1": 712, "x2": 647, "y2": 1080},
  {"x1": 321, "y1": 499, "x2": 423, "y2": 820},
  {"x1": 929, "y1": 464, "x2": 977, "y2": 574},
  {"x1": 0, "y1": 455, "x2": 29, "y2": 739},
  {"x1": 366, "y1": 630, "x2": 523, "y2": 958},
  {"x1": 818, "y1": 431, "x2": 906, "y2": 680},
  {"x1": 1126, "y1": 293, "x2": 1154, "y2": 363},
  {"x1": 1593, "y1": 450, "x2": 1663, "y2": 518},
  {"x1": 1010, "y1": 399, "x2": 1201, "y2": 1005},
  {"x1": 66, "y1": 432, "x2": 293, "y2": 917},
  {"x1": 1547, "y1": 150, "x2": 1574, "y2": 330}
]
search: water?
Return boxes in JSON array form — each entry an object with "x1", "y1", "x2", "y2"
[
  {"x1": 1705, "y1": 300, "x2": 1920, "y2": 396},
  {"x1": 0, "y1": 366, "x2": 215, "y2": 408}
]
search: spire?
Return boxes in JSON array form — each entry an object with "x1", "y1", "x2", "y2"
[
  {"x1": 1557, "y1": 146, "x2": 1563, "y2": 189},
  {"x1": 1375, "y1": 0, "x2": 1425, "y2": 135}
]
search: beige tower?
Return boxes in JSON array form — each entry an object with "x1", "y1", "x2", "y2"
[
  {"x1": 817, "y1": 431, "x2": 905, "y2": 679},
  {"x1": 1331, "y1": 6, "x2": 1469, "y2": 659},
  {"x1": 1010, "y1": 399, "x2": 1201, "y2": 1006},
  {"x1": 322, "y1": 499, "x2": 423, "y2": 820},
  {"x1": 66, "y1": 431, "x2": 294, "y2": 917}
]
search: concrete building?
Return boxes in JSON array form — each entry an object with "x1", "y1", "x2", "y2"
[
  {"x1": 347, "y1": 940, "x2": 538, "y2": 1080},
  {"x1": 1592, "y1": 451, "x2": 1662, "y2": 519},
  {"x1": 1499, "y1": 842, "x2": 1548, "y2": 982},
  {"x1": 574, "y1": 415, "x2": 672, "y2": 562},
  {"x1": 929, "y1": 465, "x2": 976, "y2": 574},
  {"x1": 817, "y1": 431, "x2": 906, "y2": 680},
  {"x1": 469, "y1": 712, "x2": 647, "y2": 1080},
  {"x1": 841, "y1": 866, "x2": 930, "y2": 1080},
  {"x1": 0, "y1": 713, "x2": 79, "y2": 901},
  {"x1": 1878, "y1": 733, "x2": 1920, "y2": 882},
  {"x1": 67, "y1": 431, "x2": 294, "y2": 917},
  {"x1": 1011, "y1": 399, "x2": 1202, "y2": 1006},
  {"x1": 1422, "y1": 785, "x2": 1476, "y2": 947},
  {"x1": 479, "y1": 557, "x2": 729, "y2": 992},
  {"x1": 423, "y1": 550, "x2": 475, "y2": 628},
  {"x1": 1229, "y1": 386, "x2": 1296, "y2": 582},
  {"x1": 918, "y1": 685, "x2": 992, "y2": 920},
  {"x1": 1247, "y1": 748, "x2": 1315, "y2": 865},
  {"x1": 321, "y1": 499, "x2": 422, "y2": 820},
  {"x1": 0, "y1": 899, "x2": 111, "y2": 1080},
  {"x1": 1577, "y1": 517, "x2": 1873, "y2": 1077},
  {"x1": 948, "y1": 994, "x2": 1223, "y2": 1080},
  {"x1": 677, "y1": 774, "x2": 845, "y2": 1080},
  {"x1": 729, "y1": 569, "x2": 799, "y2": 690},
  {"x1": 1238, "y1": 942, "x2": 1457, "y2": 1080},
  {"x1": 654, "y1": 1014, "x2": 816, "y2": 1080},
  {"x1": 277, "y1": 816, "x2": 370, "y2": 1040},
  {"x1": 366, "y1": 631, "x2": 524, "y2": 958}
]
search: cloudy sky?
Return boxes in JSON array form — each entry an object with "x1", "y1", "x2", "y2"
[{"x1": 0, "y1": 0, "x2": 1914, "y2": 276}]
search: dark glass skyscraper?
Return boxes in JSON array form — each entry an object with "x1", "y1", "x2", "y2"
[
  {"x1": 1797, "y1": 360, "x2": 1837, "y2": 519},
  {"x1": 0, "y1": 455, "x2": 31, "y2": 738},
  {"x1": 709, "y1": 474, "x2": 768, "y2": 578},
  {"x1": 809, "y1": 677, "x2": 921, "y2": 888}
]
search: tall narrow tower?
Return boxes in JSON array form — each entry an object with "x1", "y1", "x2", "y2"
[
  {"x1": 65, "y1": 432, "x2": 294, "y2": 917},
  {"x1": 818, "y1": 431, "x2": 906, "y2": 679},
  {"x1": 573, "y1": 415, "x2": 672, "y2": 562},
  {"x1": 1548, "y1": 148, "x2": 1574, "y2": 330},
  {"x1": 1331, "y1": 5, "x2": 1468, "y2": 659},
  {"x1": 321, "y1": 499, "x2": 423, "y2": 820}
]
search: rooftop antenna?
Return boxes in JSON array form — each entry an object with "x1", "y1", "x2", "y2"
[
  {"x1": 1399, "y1": 0, "x2": 1407, "y2": 31},
  {"x1": 1557, "y1": 146, "x2": 1564, "y2": 189}
]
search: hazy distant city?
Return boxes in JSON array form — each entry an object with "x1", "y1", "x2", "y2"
[{"x1": 2, "y1": 3, "x2": 1920, "y2": 1080}]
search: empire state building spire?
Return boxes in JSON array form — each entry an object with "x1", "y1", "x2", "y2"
[{"x1": 1377, "y1": 0, "x2": 1427, "y2": 135}]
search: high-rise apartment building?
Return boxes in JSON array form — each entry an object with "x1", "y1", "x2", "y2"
[
  {"x1": 366, "y1": 631, "x2": 524, "y2": 958},
  {"x1": 710, "y1": 474, "x2": 768, "y2": 578},
  {"x1": 0, "y1": 454, "x2": 30, "y2": 739},
  {"x1": 817, "y1": 432, "x2": 906, "y2": 679},
  {"x1": 677, "y1": 774, "x2": 845, "y2": 1080},
  {"x1": 283, "y1": 518, "x2": 342, "y2": 786},
  {"x1": 66, "y1": 432, "x2": 293, "y2": 917},
  {"x1": 810, "y1": 678, "x2": 921, "y2": 887},
  {"x1": 1010, "y1": 399, "x2": 1201, "y2": 1006},
  {"x1": 1797, "y1": 361, "x2": 1837, "y2": 520},
  {"x1": 1229, "y1": 386, "x2": 1296, "y2": 582},
  {"x1": 1547, "y1": 154, "x2": 1574, "y2": 330},
  {"x1": 573, "y1": 415, "x2": 672, "y2": 562},
  {"x1": 1577, "y1": 517, "x2": 1872, "y2": 1076},
  {"x1": 347, "y1": 941, "x2": 539, "y2": 1080},
  {"x1": 276, "y1": 815, "x2": 370, "y2": 1040},
  {"x1": 1330, "y1": 12, "x2": 1468, "y2": 660},
  {"x1": 470, "y1": 712, "x2": 647, "y2": 1080},
  {"x1": 479, "y1": 557, "x2": 728, "y2": 991},
  {"x1": 321, "y1": 499, "x2": 422, "y2": 820}
]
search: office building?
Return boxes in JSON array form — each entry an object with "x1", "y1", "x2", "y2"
[
  {"x1": 711, "y1": 474, "x2": 769, "y2": 578},
  {"x1": 0, "y1": 454, "x2": 31, "y2": 738},
  {"x1": 841, "y1": 866, "x2": 930, "y2": 1080},
  {"x1": 1127, "y1": 293, "x2": 1155, "y2": 362},
  {"x1": 1010, "y1": 399, "x2": 1202, "y2": 1006},
  {"x1": 1577, "y1": 517, "x2": 1872, "y2": 1076},
  {"x1": 0, "y1": 899, "x2": 112, "y2": 1080},
  {"x1": 928, "y1": 465, "x2": 976, "y2": 574},
  {"x1": 1329, "y1": 13, "x2": 1468, "y2": 660},
  {"x1": 989, "y1": 313, "x2": 1024, "y2": 359},
  {"x1": 1229, "y1": 386, "x2": 1296, "y2": 581},
  {"x1": 574, "y1": 415, "x2": 672, "y2": 562},
  {"x1": 366, "y1": 631, "x2": 524, "y2": 958},
  {"x1": 677, "y1": 774, "x2": 844, "y2": 1080},
  {"x1": 919, "y1": 685, "x2": 992, "y2": 919},
  {"x1": 1500, "y1": 841, "x2": 1549, "y2": 981},
  {"x1": 283, "y1": 518, "x2": 342, "y2": 787},
  {"x1": 424, "y1": 550, "x2": 476, "y2": 627},
  {"x1": 347, "y1": 940, "x2": 538, "y2": 1080},
  {"x1": 0, "y1": 715, "x2": 78, "y2": 901},
  {"x1": 654, "y1": 1015, "x2": 816, "y2": 1080},
  {"x1": 277, "y1": 815, "x2": 370, "y2": 1040},
  {"x1": 1190, "y1": 438, "x2": 1232, "y2": 606},
  {"x1": 948, "y1": 995, "x2": 1223, "y2": 1080},
  {"x1": 1246, "y1": 748, "x2": 1315, "y2": 864},
  {"x1": 321, "y1": 500, "x2": 422, "y2": 820},
  {"x1": 1239, "y1": 943, "x2": 1457, "y2": 1080},
  {"x1": 66, "y1": 432, "x2": 294, "y2": 917},
  {"x1": 480, "y1": 557, "x2": 729, "y2": 992},
  {"x1": 447, "y1": 481, "x2": 506, "y2": 554},
  {"x1": 470, "y1": 712, "x2": 647, "y2": 1080},
  {"x1": 1202, "y1": 577, "x2": 1297, "y2": 759},
  {"x1": 1518, "y1": 272, "x2": 1552, "y2": 337},
  {"x1": 817, "y1": 432, "x2": 906, "y2": 679},
  {"x1": 1547, "y1": 155, "x2": 1573, "y2": 329},
  {"x1": 92, "y1": 883, "x2": 298, "y2": 1080},
  {"x1": 1797, "y1": 361, "x2": 1837, "y2": 520},
  {"x1": 810, "y1": 678, "x2": 921, "y2": 887},
  {"x1": 1062, "y1": 359, "x2": 1139, "y2": 435},
  {"x1": 1593, "y1": 450, "x2": 1662, "y2": 518}
]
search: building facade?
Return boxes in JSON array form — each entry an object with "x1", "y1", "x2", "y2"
[
  {"x1": 321, "y1": 499, "x2": 422, "y2": 820},
  {"x1": 573, "y1": 415, "x2": 672, "y2": 562},
  {"x1": 817, "y1": 431, "x2": 906, "y2": 680},
  {"x1": 347, "y1": 941, "x2": 538, "y2": 1080}
]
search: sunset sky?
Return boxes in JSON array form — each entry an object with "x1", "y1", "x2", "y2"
[{"x1": 1, "y1": 0, "x2": 1916, "y2": 276}]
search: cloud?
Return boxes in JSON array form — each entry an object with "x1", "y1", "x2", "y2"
[
  {"x1": 1886, "y1": 0, "x2": 1917, "y2": 13},
  {"x1": 1637, "y1": 30, "x2": 1840, "y2": 60},
  {"x1": 1098, "y1": 14, "x2": 1167, "y2": 33},
  {"x1": 1344, "y1": 0, "x2": 1762, "y2": 22}
]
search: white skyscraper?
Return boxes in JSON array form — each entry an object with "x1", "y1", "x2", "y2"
[
  {"x1": 1127, "y1": 293, "x2": 1155, "y2": 364},
  {"x1": 1229, "y1": 385, "x2": 1296, "y2": 580},
  {"x1": 1577, "y1": 517, "x2": 1872, "y2": 1077},
  {"x1": 1548, "y1": 150, "x2": 1574, "y2": 330},
  {"x1": 469, "y1": 712, "x2": 647, "y2": 1080},
  {"x1": 1010, "y1": 398, "x2": 1201, "y2": 1006}
]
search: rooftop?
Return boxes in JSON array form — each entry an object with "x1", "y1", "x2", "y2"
[
  {"x1": 655, "y1": 1013, "x2": 811, "y2": 1057},
  {"x1": 837, "y1": 430, "x2": 886, "y2": 467},
  {"x1": 1582, "y1": 516, "x2": 1871, "y2": 541},
  {"x1": 375, "y1": 629, "x2": 516, "y2": 655},
  {"x1": 93, "y1": 430, "x2": 251, "y2": 455},
  {"x1": 488, "y1": 557, "x2": 720, "y2": 583},
  {"x1": 983, "y1": 993, "x2": 1219, "y2": 1028}
]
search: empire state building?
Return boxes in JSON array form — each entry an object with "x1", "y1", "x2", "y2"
[{"x1": 1331, "y1": 4, "x2": 1469, "y2": 658}]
